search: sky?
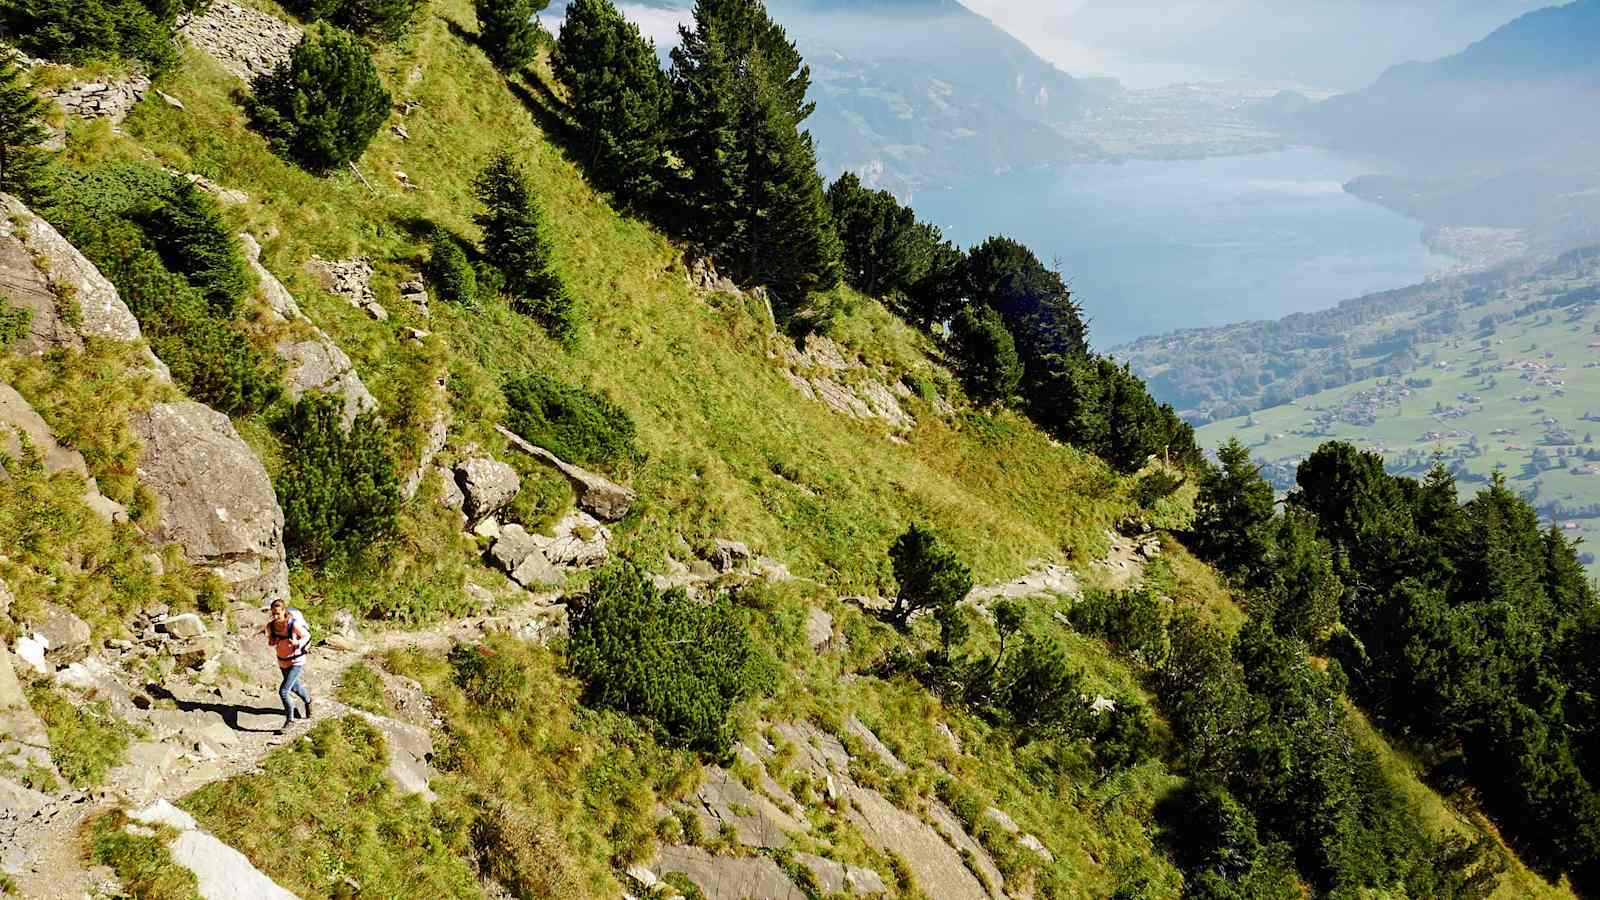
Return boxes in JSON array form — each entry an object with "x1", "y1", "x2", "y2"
[{"x1": 954, "y1": 0, "x2": 1548, "y2": 90}]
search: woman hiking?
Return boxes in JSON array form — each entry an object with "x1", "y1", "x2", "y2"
[{"x1": 265, "y1": 598, "x2": 313, "y2": 735}]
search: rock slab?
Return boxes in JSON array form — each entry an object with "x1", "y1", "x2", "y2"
[
  {"x1": 496, "y1": 425, "x2": 635, "y2": 521},
  {"x1": 654, "y1": 845, "x2": 804, "y2": 900},
  {"x1": 131, "y1": 402, "x2": 289, "y2": 602},
  {"x1": 131, "y1": 799, "x2": 299, "y2": 900}
]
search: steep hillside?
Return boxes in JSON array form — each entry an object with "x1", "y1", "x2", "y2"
[{"x1": 0, "y1": 0, "x2": 1586, "y2": 898}]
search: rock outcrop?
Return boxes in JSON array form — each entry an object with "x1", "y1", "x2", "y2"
[
  {"x1": 129, "y1": 800, "x2": 298, "y2": 900},
  {"x1": 495, "y1": 425, "x2": 636, "y2": 521},
  {"x1": 652, "y1": 845, "x2": 806, "y2": 900},
  {"x1": 306, "y1": 256, "x2": 386, "y2": 320},
  {"x1": 487, "y1": 525, "x2": 562, "y2": 589},
  {"x1": 455, "y1": 457, "x2": 520, "y2": 524},
  {"x1": 178, "y1": 0, "x2": 302, "y2": 83},
  {"x1": 0, "y1": 194, "x2": 154, "y2": 366},
  {"x1": 40, "y1": 75, "x2": 150, "y2": 125},
  {"x1": 1, "y1": 381, "x2": 128, "y2": 521},
  {"x1": 781, "y1": 334, "x2": 919, "y2": 430},
  {"x1": 242, "y1": 234, "x2": 377, "y2": 431},
  {"x1": 0, "y1": 647, "x2": 56, "y2": 778},
  {"x1": 130, "y1": 402, "x2": 289, "y2": 602}
]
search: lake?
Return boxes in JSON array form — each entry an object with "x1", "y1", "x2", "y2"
[{"x1": 908, "y1": 148, "x2": 1451, "y2": 349}]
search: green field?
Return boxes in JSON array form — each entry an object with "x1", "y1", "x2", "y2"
[{"x1": 1198, "y1": 271, "x2": 1600, "y2": 576}]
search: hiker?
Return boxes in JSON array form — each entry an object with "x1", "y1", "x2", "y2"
[{"x1": 265, "y1": 598, "x2": 313, "y2": 734}]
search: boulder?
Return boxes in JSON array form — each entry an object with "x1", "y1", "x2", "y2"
[
  {"x1": 156, "y1": 613, "x2": 207, "y2": 639},
  {"x1": 455, "y1": 457, "x2": 520, "y2": 524},
  {"x1": 0, "y1": 193, "x2": 146, "y2": 358},
  {"x1": 434, "y1": 465, "x2": 466, "y2": 514},
  {"x1": 711, "y1": 539, "x2": 752, "y2": 572},
  {"x1": 276, "y1": 339, "x2": 377, "y2": 431},
  {"x1": 488, "y1": 526, "x2": 563, "y2": 589},
  {"x1": 351, "y1": 710, "x2": 435, "y2": 801},
  {"x1": 32, "y1": 603, "x2": 91, "y2": 664},
  {"x1": 535, "y1": 510, "x2": 611, "y2": 568},
  {"x1": 496, "y1": 425, "x2": 635, "y2": 521},
  {"x1": 510, "y1": 551, "x2": 562, "y2": 590},
  {"x1": 0, "y1": 382, "x2": 126, "y2": 521},
  {"x1": 653, "y1": 845, "x2": 804, "y2": 900},
  {"x1": 684, "y1": 766, "x2": 807, "y2": 850},
  {"x1": 0, "y1": 578, "x2": 10, "y2": 619},
  {"x1": 805, "y1": 607, "x2": 834, "y2": 650},
  {"x1": 131, "y1": 402, "x2": 288, "y2": 602},
  {"x1": 402, "y1": 383, "x2": 449, "y2": 500}
]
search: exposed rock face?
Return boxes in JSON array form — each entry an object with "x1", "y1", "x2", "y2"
[
  {"x1": 350, "y1": 709, "x2": 436, "y2": 801},
  {"x1": 277, "y1": 339, "x2": 378, "y2": 429},
  {"x1": 131, "y1": 402, "x2": 289, "y2": 602},
  {"x1": 653, "y1": 845, "x2": 806, "y2": 900},
  {"x1": 966, "y1": 563, "x2": 1081, "y2": 604},
  {"x1": 130, "y1": 799, "x2": 299, "y2": 900},
  {"x1": 402, "y1": 376, "x2": 449, "y2": 500},
  {"x1": 683, "y1": 766, "x2": 808, "y2": 850},
  {"x1": 794, "y1": 852, "x2": 886, "y2": 897},
  {"x1": 179, "y1": 0, "x2": 302, "y2": 83},
  {"x1": 40, "y1": 75, "x2": 150, "y2": 124},
  {"x1": 455, "y1": 457, "x2": 520, "y2": 523},
  {"x1": 0, "y1": 647, "x2": 55, "y2": 778},
  {"x1": 495, "y1": 425, "x2": 636, "y2": 521},
  {"x1": 0, "y1": 193, "x2": 149, "y2": 359},
  {"x1": 534, "y1": 510, "x2": 610, "y2": 569},
  {"x1": 31, "y1": 603, "x2": 91, "y2": 665},
  {"x1": 487, "y1": 525, "x2": 562, "y2": 589},
  {"x1": 781, "y1": 334, "x2": 918, "y2": 430},
  {"x1": 241, "y1": 234, "x2": 378, "y2": 431},
  {"x1": 805, "y1": 607, "x2": 834, "y2": 649}
]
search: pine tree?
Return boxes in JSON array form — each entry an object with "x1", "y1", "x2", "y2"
[
  {"x1": 473, "y1": 152, "x2": 578, "y2": 344},
  {"x1": 1191, "y1": 438, "x2": 1278, "y2": 582},
  {"x1": 476, "y1": 0, "x2": 545, "y2": 71},
  {"x1": 667, "y1": 0, "x2": 840, "y2": 307},
  {"x1": 247, "y1": 25, "x2": 392, "y2": 172},
  {"x1": 886, "y1": 522, "x2": 972, "y2": 630},
  {"x1": 949, "y1": 304, "x2": 1021, "y2": 406},
  {"x1": 826, "y1": 171, "x2": 938, "y2": 298},
  {"x1": 552, "y1": 0, "x2": 669, "y2": 204},
  {"x1": 0, "y1": 58, "x2": 53, "y2": 204}
]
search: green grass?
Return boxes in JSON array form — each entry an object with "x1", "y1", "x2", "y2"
[
  {"x1": 87, "y1": 811, "x2": 202, "y2": 900},
  {"x1": 1198, "y1": 285, "x2": 1600, "y2": 577},
  {"x1": 334, "y1": 660, "x2": 391, "y2": 716},
  {"x1": 25, "y1": 685, "x2": 132, "y2": 789},
  {"x1": 181, "y1": 716, "x2": 481, "y2": 898}
]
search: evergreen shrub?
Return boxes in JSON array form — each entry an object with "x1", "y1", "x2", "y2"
[
  {"x1": 567, "y1": 563, "x2": 761, "y2": 752},
  {"x1": 248, "y1": 26, "x2": 392, "y2": 172},
  {"x1": 502, "y1": 373, "x2": 637, "y2": 469},
  {"x1": 275, "y1": 393, "x2": 402, "y2": 564},
  {"x1": 423, "y1": 229, "x2": 478, "y2": 307}
]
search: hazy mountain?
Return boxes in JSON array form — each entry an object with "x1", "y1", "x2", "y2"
[{"x1": 1296, "y1": 0, "x2": 1600, "y2": 169}]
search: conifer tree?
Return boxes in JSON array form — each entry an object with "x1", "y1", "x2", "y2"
[
  {"x1": 476, "y1": 0, "x2": 545, "y2": 72},
  {"x1": 0, "y1": 58, "x2": 53, "y2": 204},
  {"x1": 247, "y1": 25, "x2": 392, "y2": 172},
  {"x1": 886, "y1": 523, "x2": 972, "y2": 630},
  {"x1": 949, "y1": 304, "x2": 1021, "y2": 406},
  {"x1": 667, "y1": 0, "x2": 840, "y2": 307},
  {"x1": 553, "y1": 0, "x2": 669, "y2": 204},
  {"x1": 473, "y1": 152, "x2": 578, "y2": 344},
  {"x1": 1191, "y1": 438, "x2": 1278, "y2": 581}
]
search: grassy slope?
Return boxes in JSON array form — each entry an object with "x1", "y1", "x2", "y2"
[
  {"x1": 1197, "y1": 285, "x2": 1600, "y2": 577},
  {"x1": 25, "y1": 1, "x2": 1566, "y2": 896}
]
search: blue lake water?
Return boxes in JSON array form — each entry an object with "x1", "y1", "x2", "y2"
[{"x1": 908, "y1": 148, "x2": 1451, "y2": 349}]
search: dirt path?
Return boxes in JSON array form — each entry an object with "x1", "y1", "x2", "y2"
[{"x1": 5, "y1": 599, "x2": 556, "y2": 899}]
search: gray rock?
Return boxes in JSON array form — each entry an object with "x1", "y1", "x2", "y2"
[
  {"x1": 0, "y1": 578, "x2": 10, "y2": 619},
  {"x1": 496, "y1": 425, "x2": 635, "y2": 521},
  {"x1": 845, "y1": 789, "x2": 991, "y2": 900},
  {"x1": 179, "y1": 0, "x2": 302, "y2": 84},
  {"x1": 1018, "y1": 832, "x2": 1054, "y2": 862},
  {"x1": 653, "y1": 845, "x2": 804, "y2": 900},
  {"x1": 0, "y1": 646, "x2": 56, "y2": 777},
  {"x1": 131, "y1": 799, "x2": 300, "y2": 900},
  {"x1": 157, "y1": 613, "x2": 207, "y2": 639},
  {"x1": 277, "y1": 341, "x2": 377, "y2": 431},
  {"x1": 33, "y1": 603, "x2": 91, "y2": 663},
  {"x1": 435, "y1": 465, "x2": 466, "y2": 514},
  {"x1": 805, "y1": 607, "x2": 833, "y2": 649},
  {"x1": 711, "y1": 538, "x2": 752, "y2": 572},
  {"x1": 402, "y1": 387, "x2": 449, "y2": 500},
  {"x1": 488, "y1": 524, "x2": 540, "y2": 572},
  {"x1": 509, "y1": 550, "x2": 562, "y2": 589},
  {"x1": 131, "y1": 402, "x2": 288, "y2": 603},
  {"x1": 845, "y1": 716, "x2": 906, "y2": 774},
  {"x1": 536, "y1": 510, "x2": 610, "y2": 568},
  {"x1": 455, "y1": 457, "x2": 520, "y2": 524},
  {"x1": 794, "y1": 853, "x2": 885, "y2": 897},
  {"x1": 40, "y1": 74, "x2": 150, "y2": 125},
  {"x1": 983, "y1": 806, "x2": 1020, "y2": 835},
  {"x1": 351, "y1": 709, "x2": 436, "y2": 801},
  {"x1": 0, "y1": 194, "x2": 158, "y2": 372},
  {"x1": 685, "y1": 766, "x2": 807, "y2": 850}
]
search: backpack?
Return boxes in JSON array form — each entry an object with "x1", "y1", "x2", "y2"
[{"x1": 272, "y1": 608, "x2": 312, "y2": 656}]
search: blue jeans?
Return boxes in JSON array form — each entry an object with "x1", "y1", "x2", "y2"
[{"x1": 278, "y1": 665, "x2": 310, "y2": 721}]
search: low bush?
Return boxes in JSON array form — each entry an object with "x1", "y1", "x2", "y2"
[
  {"x1": 0, "y1": 297, "x2": 29, "y2": 349},
  {"x1": 287, "y1": 0, "x2": 423, "y2": 42},
  {"x1": 132, "y1": 179, "x2": 253, "y2": 317},
  {"x1": 275, "y1": 393, "x2": 403, "y2": 565},
  {"x1": 0, "y1": 58, "x2": 53, "y2": 204},
  {"x1": 423, "y1": 229, "x2": 478, "y2": 307},
  {"x1": 0, "y1": 0, "x2": 198, "y2": 71},
  {"x1": 248, "y1": 25, "x2": 392, "y2": 172},
  {"x1": 502, "y1": 373, "x2": 638, "y2": 469},
  {"x1": 1069, "y1": 586, "x2": 1170, "y2": 669},
  {"x1": 567, "y1": 563, "x2": 764, "y2": 752},
  {"x1": 449, "y1": 642, "x2": 528, "y2": 710}
]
